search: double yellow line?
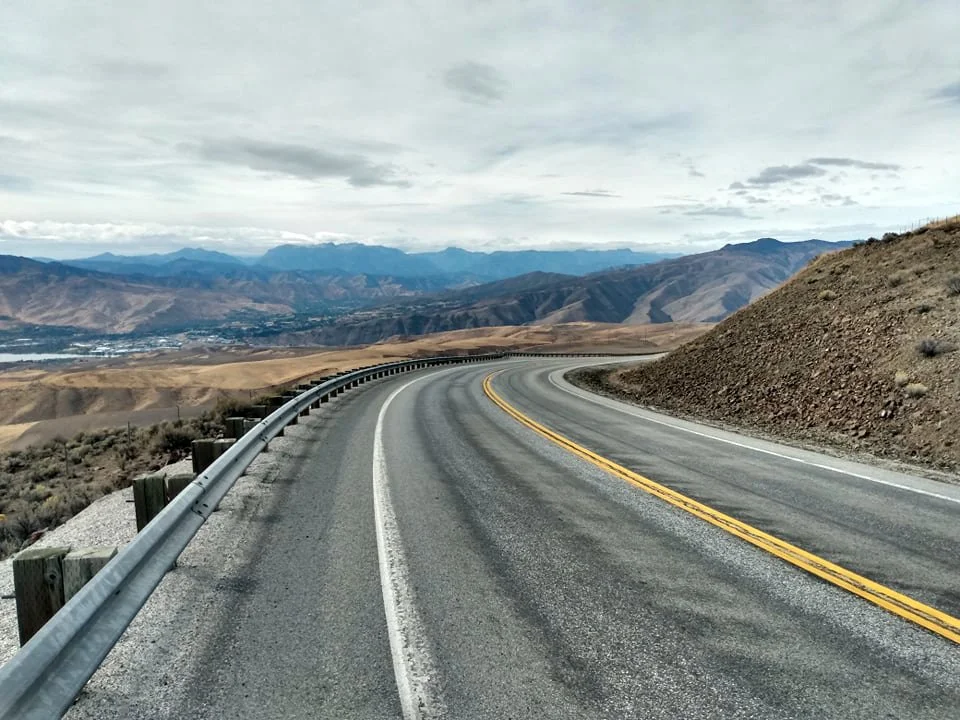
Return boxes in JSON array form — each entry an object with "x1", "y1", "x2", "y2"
[{"x1": 482, "y1": 372, "x2": 960, "y2": 645}]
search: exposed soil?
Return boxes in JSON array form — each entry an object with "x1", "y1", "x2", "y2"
[{"x1": 575, "y1": 218, "x2": 960, "y2": 472}]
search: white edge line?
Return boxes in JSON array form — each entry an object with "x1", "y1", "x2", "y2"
[
  {"x1": 544, "y1": 365, "x2": 960, "y2": 506},
  {"x1": 373, "y1": 373, "x2": 448, "y2": 720}
]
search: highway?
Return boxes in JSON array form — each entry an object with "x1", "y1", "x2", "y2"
[{"x1": 170, "y1": 357, "x2": 960, "y2": 719}]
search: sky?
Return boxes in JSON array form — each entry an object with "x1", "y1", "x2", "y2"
[{"x1": 1, "y1": 0, "x2": 958, "y2": 259}]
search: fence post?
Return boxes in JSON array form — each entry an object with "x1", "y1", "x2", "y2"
[{"x1": 13, "y1": 546, "x2": 70, "y2": 645}]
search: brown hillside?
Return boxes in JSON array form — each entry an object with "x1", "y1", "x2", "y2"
[
  {"x1": 607, "y1": 218, "x2": 960, "y2": 470},
  {"x1": 0, "y1": 322, "x2": 708, "y2": 449}
]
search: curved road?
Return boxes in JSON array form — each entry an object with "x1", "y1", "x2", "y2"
[{"x1": 171, "y1": 357, "x2": 960, "y2": 719}]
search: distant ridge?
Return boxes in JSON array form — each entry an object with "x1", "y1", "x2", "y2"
[{"x1": 266, "y1": 238, "x2": 850, "y2": 346}]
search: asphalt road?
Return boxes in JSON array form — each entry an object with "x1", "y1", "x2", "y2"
[{"x1": 172, "y1": 358, "x2": 960, "y2": 719}]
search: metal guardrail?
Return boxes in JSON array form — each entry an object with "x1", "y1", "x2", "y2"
[{"x1": 0, "y1": 352, "x2": 506, "y2": 719}]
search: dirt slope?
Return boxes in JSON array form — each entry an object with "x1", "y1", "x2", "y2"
[{"x1": 604, "y1": 218, "x2": 960, "y2": 470}]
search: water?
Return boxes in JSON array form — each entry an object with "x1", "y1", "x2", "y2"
[{"x1": 0, "y1": 353, "x2": 90, "y2": 363}]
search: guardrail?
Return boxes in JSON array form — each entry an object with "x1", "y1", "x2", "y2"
[{"x1": 0, "y1": 352, "x2": 505, "y2": 720}]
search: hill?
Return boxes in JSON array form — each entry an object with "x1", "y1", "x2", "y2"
[
  {"x1": 590, "y1": 217, "x2": 960, "y2": 470},
  {"x1": 0, "y1": 257, "x2": 447, "y2": 333},
  {"x1": 286, "y1": 239, "x2": 846, "y2": 346},
  {"x1": 0, "y1": 322, "x2": 709, "y2": 450}
]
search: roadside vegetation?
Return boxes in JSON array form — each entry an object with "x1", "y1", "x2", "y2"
[{"x1": 0, "y1": 396, "x2": 256, "y2": 559}]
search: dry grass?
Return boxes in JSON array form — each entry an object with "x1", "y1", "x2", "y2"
[
  {"x1": 921, "y1": 215, "x2": 960, "y2": 232},
  {"x1": 0, "y1": 415, "x2": 222, "y2": 559},
  {"x1": 0, "y1": 322, "x2": 709, "y2": 449},
  {"x1": 904, "y1": 383, "x2": 929, "y2": 398}
]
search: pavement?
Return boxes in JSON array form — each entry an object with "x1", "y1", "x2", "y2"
[{"x1": 70, "y1": 357, "x2": 960, "y2": 719}]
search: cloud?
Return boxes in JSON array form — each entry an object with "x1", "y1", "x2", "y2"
[
  {"x1": 932, "y1": 81, "x2": 960, "y2": 103},
  {"x1": 684, "y1": 206, "x2": 752, "y2": 218},
  {"x1": 820, "y1": 193, "x2": 858, "y2": 206},
  {"x1": 808, "y1": 157, "x2": 901, "y2": 171},
  {"x1": 746, "y1": 164, "x2": 827, "y2": 186},
  {"x1": 562, "y1": 189, "x2": 620, "y2": 198},
  {"x1": 0, "y1": 174, "x2": 33, "y2": 192},
  {"x1": 444, "y1": 62, "x2": 508, "y2": 104},
  {"x1": 191, "y1": 138, "x2": 410, "y2": 188}
]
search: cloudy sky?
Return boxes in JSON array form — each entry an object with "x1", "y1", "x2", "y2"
[{"x1": 1, "y1": 1, "x2": 958, "y2": 258}]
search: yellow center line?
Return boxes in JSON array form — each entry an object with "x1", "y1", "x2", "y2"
[{"x1": 482, "y1": 372, "x2": 960, "y2": 645}]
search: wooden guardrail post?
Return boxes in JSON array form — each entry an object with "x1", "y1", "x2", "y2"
[
  {"x1": 165, "y1": 472, "x2": 196, "y2": 502},
  {"x1": 63, "y1": 547, "x2": 117, "y2": 602},
  {"x1": 13, "y1": 546, "x2": 70, "y2": 645},
  {"x1": 192, "y1": 439, "x2": 217, "y2": 473},
  {"x1": 225, "y1": 417, "x2": 246, "y2": 439},
  {"x1": 133, "y1": 473, "x2": 167, "y2": 531},
  {"x1": 213, "y1": 438, "x2": 235, "y2": 459}
]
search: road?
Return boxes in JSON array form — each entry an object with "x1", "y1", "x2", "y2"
[{"x1": 171, "y1": 357, "x2": 960, "y2": 719}]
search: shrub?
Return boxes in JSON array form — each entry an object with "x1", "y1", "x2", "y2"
[
  {"x1": 154, "y1": 425, "x2": 198, "y2": 455},
  {"x1": 904, "y1": 383, "x2": 929, "y2": 398},
  {"x1": 214, "y1": 395, "x2": 254, "y2": 422},
  {"x1": 947, "y1": 276, "x2": 960, "y2": 297},
  {"x1": 893, "y1": 371, "x2": 910, "y2": 387},
  {"x1": 916, "y1": 338, "x2": 956, "y2": 358}
]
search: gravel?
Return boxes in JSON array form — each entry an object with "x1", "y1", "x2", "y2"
[{"x1": 0, "y1": 433, "x2": 304, "y2": 718}]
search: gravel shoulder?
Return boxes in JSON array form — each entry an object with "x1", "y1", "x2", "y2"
[{"x1": 0, "y1": 425, "x2": 311, "y2": 718}]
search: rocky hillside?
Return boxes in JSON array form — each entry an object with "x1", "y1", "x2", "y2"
[{"x1": 594, "y1": 218, "x2": 960, "y2": 470}]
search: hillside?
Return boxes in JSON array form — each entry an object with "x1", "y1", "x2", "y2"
[
  {"x1": 0, "y1": 257, "x2": 288, "y2": 333},
  {"x1": 0, "y1": 257, "x2": 452, "y2": 333},
  {"x1": 285, "y1": 239, "x2": 845, "y2": 346},
  {"x1": 0, "y1": 322, "x2": 709, "y2": 450},
  {"x1": 590, "y1": 218, "x2": 960, "y2": 470}
]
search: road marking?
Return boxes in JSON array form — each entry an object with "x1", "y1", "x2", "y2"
[
  {"x1": 483, "y1": 372, "x2": 960, "y2": 645},
  {"x1": 547, "y1": 367, "x2": 960, "y2": 505},
  {"x1": 374, "y1": 377, "x2": 446, "y2": 719}
]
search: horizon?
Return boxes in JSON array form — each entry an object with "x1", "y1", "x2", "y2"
[
  {"x1": 9, "y1": 235, "x2": 850, "y2": 264},
  {"x1": 1, "y1": 3, "x2": 958, "y2": 258}
]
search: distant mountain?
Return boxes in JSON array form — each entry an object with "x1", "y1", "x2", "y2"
[
  {"x1": 65, "y1": 247, "x2": 248, "y2": 278},
  {"x1": 0, "y1": 257, "x2": 287, "y2": 333},
  {"x1": 280, "y1": 239, "x2": 851, "y2": 346},
  {"x1": 0, "y1": 256, "x2": 456, "y2": 333},
  {"x1": 415, "y1": 247, "x2": 677, "y2": 279},
  {"x1": 63, "y1": 242, "x2": 675, "y2": 282},
  {"x1": 258, "y1": 243, "x2": 430, "y2": 276}
]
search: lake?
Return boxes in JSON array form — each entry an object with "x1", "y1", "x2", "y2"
[{"x1": 0, "y1": 353, "x2": 90, "y2": 363}]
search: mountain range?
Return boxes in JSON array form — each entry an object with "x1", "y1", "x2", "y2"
[
  {"x1": 60, "y1": 244, "x2": 675, "y2": 282},
  {"x1": 2, "y1": 238, "x2": 851, "y2": 340},
  {"x1": 259, "y1": 238, "x2": 851, "y2": 346}
]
